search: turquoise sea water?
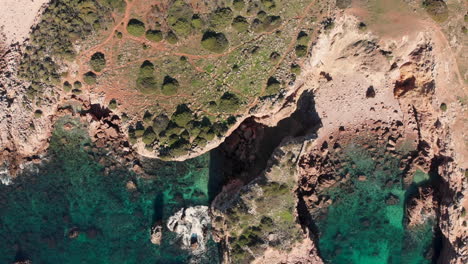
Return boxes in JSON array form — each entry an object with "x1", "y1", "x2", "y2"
[
  {"x1": 0, "y1": 118, "x2": 217, "y2": 264},
  {"x1": 315, "y1": 144, "x2": 435, "y2": 264}
]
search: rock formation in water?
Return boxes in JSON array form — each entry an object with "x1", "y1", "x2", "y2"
[{"x1": 167, "y1": 205, "x2": 211, "y2": 254}]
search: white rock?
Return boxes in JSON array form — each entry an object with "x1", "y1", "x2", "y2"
[{"x1": 167, "y1": 205, "x2": 210, "y2": 254}]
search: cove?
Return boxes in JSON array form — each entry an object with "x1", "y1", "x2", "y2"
[
  {"x1": 313, "y1": 144, "x2": 437, "y2": 264},
  {"x1": 0, "y1": 117, "x2": 219, "y2": 264}
]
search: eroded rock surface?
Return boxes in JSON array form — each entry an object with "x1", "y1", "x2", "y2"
[{"x1": 167, "y1": 205, "x2": 211, "y2": 254}]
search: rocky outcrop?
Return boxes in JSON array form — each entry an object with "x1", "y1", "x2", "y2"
[
  {"x1": 295, "y1": 12, "x2": 467, "y2": 264},
  {"x1": 167, "y1": 205, "x2": 211, "y2": 254},
  {"x1": 0, "y1": 44, "x2": 58, "y2": 180}
]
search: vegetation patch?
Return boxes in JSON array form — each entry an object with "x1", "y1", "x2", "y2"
[
  {"x1": 165, "y1": 31, "x2": 179, "y2": 44},
  {"x1": 83, "y1": 71, "x2": 97, "y2": 85},
  {"x1": 423, "y1": 0, "x2": 448, "y2": 23},
  {"x1": 210, "y1": 7, "x2": 234, "y2": 30},
  {"x1": 18, "y1": 0, "x2": 112, "y2": 88},
  {"x1": 161, "y1": 76, "x2": 179, "y2": 96},
  {"x1": 233, "y1": 0, "x2": 246, "y2": 11},
  {"x1": 146, "y1": 30, "x2": 163, "y2": 42},
  {"x1": 201, "y1": 31, "x2": 229, "y2": 53},
  {"x1": 127, "y1": 19, "x2": 146, "y2": 36},
  {"x1": 232, "y1": 16, "x2": 249, "y2": 32},
  {"x1": 136, "y1": 61, "x2": 158, "y2": 94},
  {"x1": 90, "y1": 52, "x2": 106, "y2": 72},
  {"x1": 218, "y1": 92, "x2": 241, "y2": 113}
]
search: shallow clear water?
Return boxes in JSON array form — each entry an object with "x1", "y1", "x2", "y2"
[
  {"x1": 315, "y1": 145, "x2": 435, "y2": 264},
  {"x1": 0, "y1": 118, "x2": 217, "y2": 264}
]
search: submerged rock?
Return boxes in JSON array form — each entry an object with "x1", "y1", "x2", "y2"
[
  {"x1": 150, "y1": 224, "x2": 162, "y2": 245},
  {"x1": 167, "y1": 205, "x2": 210, "y2": 254}
]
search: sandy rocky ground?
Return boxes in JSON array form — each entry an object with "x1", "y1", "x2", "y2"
[{"x1": 0, "y1": 0, "x2": 467, "y2": 263}]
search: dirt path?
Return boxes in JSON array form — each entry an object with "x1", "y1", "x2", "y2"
[{"x1": 70, "y1": 0, "x2": 320, "y2": 117}]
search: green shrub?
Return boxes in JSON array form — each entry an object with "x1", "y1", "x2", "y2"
[
  {"x1": 210, "y1": 8, "x2": 233, "y2": 30},
  {"x1": 108, "y1": 99, "x2": 117, "y2": 110},
  {"x1": 136, "y1": 61, "x2": 158, "y2": 94},
  {"x1": 263, "y1": 15, "x2": 281, "y2": 31},
  {"x1": 99, "y1": 0, "x2": 126, "y2": 11},
  {"x1": 251, "y1": 15, "x2": 281, "y2": 33},
  {"x1": 18, "y1": 0, "x2": 107, "y2": 86},
  {"x1": 116, "y1": 31, "x2": 123, "y2": 38},
  {"x1": 161, "y1": 76, "x2": 179, "y2": 95},
  {"x1": 166, "y1": 31, "x2": 179, "y2": 44},
  {"x1": 291, "y1": 64, "x2": 301, "y2": 75},
  {"x1": 261, "y1": 0, "x2": 276, "y2": 9},
  {"x1": 233, "y1": 0, "x2": 245, "y2": 11},
  {"x1": 265, "y1": 77, "x2": 280, "y2": 95},
  {"x1": 153, "y1": 114, "x2": 170, "y2": 133},
  {"x1": 142, "y1": 127, "x2": 157, "y2": 145},
  {"x1": 134, "y1": 122, "x2": 145, "y2": 137},
  {"x1": 146, "y1": 30, "x2": 163, "y2": 42},
  {"x1": 143, "y1": 111, "x2": 153, "y2": 124},
  {"x1": 72, "y1": 89, "x2": 82, "y2": 95},
  {"x1": 171, "y1": 104, "x2": 193, "y2": 127},
  {"x1": 73, "y1": 81, "x2": 82, "y2": 89},
  {"x1": 63, "y1": 81, "x2": 72, "y2": 92},
  {"x1": 423, "y1": 0, "x2": 448, "y2": 22},
  {"x1": 172, "y1": 18, "x2": 192, "y2": 36},
  {"x1": 167, "y1": 0, "x2": 193, "y2": 25},
  {"x1": 336, "y1": 0, "x2": 351, "y2": 9},
  {"x1": 296, "y1": 31, "x2": 310, "y2": 46},
  {"x1": 90, "y1": 52, "x2": 106, "y2": 72},
  {"x1": 83, "y1": 71, "x2": 97, "y2": 85},
  {"x1": 269, "y1": 51, "x2": 280, "y2": 63},
  {"x1": 167, "y1": 138, "x2": 191, "y2": 157},
  {"x1": 232, "y1": 16, "x2": 249, "y2": 32},
  {"x1": 34, "y1": 110, "x2": 43, "y2": 118},
  {"x1": 127, "y1": 19, "x2": 146, "y2": 36},
  {"x1": 440, "y1": 103, "x2": 447, "y2": 111},
  {"x1": 201, "y1": 31, "x2": 229, "y2": 53},
  {"x1": 193, "y1": 137, "x2": 207, "y2": 148},
  {"x1": 191, "y1": 15, "x2": 204, "y2": 29},
  {"x1": 218, "y1": 92, "x2": 241, "y2": 113},
  {"x1": 295, "y1": 45, "x2": 308, "y2": 57}
]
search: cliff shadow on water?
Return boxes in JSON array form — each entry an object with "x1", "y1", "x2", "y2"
[
  {"x1": 208, "y1": 90, "x2": 322, "y2": 201},
  {"x1": 0, "y1": 117, "x2": 214, "y2": 264}
]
